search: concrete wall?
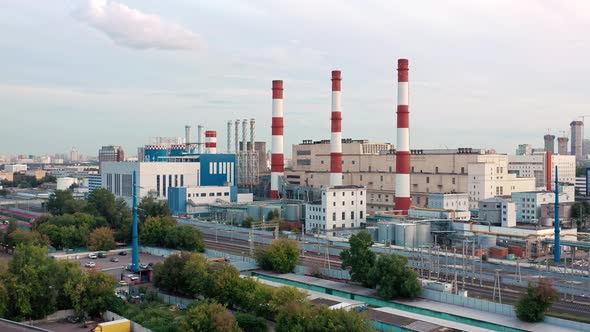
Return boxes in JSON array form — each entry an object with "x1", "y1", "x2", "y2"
[{"x1": 103, "y1": 311, "x2": 152, "y2": 332}]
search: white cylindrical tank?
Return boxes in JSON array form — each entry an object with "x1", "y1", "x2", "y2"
[
  {"x1": 415, "y1": 222, "x2": 432, "y2": 247},
  {"x1": 395, "y1": 223, "x2": 416, "y2": 248}
]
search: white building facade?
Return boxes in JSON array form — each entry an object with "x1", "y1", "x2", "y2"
[
  {"x1": 428, "y1": 193, "x2": 469, "y2": 210},
  {"x1": 100, "y1": 161, "x2": 200, "y2": 205},
  {"x1": 305, "y1": 185, "x2": 366, "y2": 235},
  {"x1": 508, "y1": 154, "x2": 576, "y2": 189}
]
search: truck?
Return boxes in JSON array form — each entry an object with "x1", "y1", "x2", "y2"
[{"x1": 92, "y1": 318, "x2": 130, "y2": 332}]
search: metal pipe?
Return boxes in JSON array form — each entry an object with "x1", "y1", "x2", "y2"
[
  {"x1": 185, "y1": 125, "x2": 191, "y2": 153},
  {"x1": 235, "y1": 120, "x2": 240, "y2": 154},
  {"x1": 250, "y1": 118, "x2": 255, "y2": 152},
  {"x1": 227, "y1": 121, "x2": 233, "y2": 153},
  {"x1": 242, "y1": 119, "x2": 248, "y2": 152},
  {"x1": 197, "y1": 125, "x2": 204, "y2": 154}
]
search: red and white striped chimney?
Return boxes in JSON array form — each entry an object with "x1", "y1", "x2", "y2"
[
  {"x1": 205, "y1": 130, "x2": 217, "y2": 154},
  {"x1": 395, "y1": 59, "x2": 411, "y2": 214},
  {"x1": 330, "y1": 70, "x2": 343, "y2": 187},
  {"x1": 270, "y1": 80, "x2": 284, "y2": 200}
]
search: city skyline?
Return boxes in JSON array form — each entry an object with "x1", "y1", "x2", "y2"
[{"x1": 2, "y1": 0, "x2": 589, "y2": 155}]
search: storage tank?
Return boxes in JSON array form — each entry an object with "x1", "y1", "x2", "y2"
[
  {"x1": 247, "y1": 205, "x2": 261, "y2": 220},
  {"x1": 415, "y1": 222, "x2": 431, "y2": 247},
  {"x1": 378, "y1": 222, "x2": 395, "y2": 244},
  {"x1": 540, "y1": 217, "x2": 553, "y2": 227},
  {"x1": 395, "y1": 223, "x2": 416, "y2": 248},
  {"x1": 366, "y1": 226, "x2": 378, "y2": 241},
  {"x1": 261, "y1": 206, "x2": 280, "y2": 220},
  {"x1": 478, "y1": 235, "x2": 497, "y2": 249},
  {"x1": 284, "y1": 204, "x2": 301, "y2": 221}
]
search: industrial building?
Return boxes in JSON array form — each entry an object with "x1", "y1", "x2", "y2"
[
  {"x1": 508, "y1": 153, "x2": 576, "y2": 189},
  {"x1": 305, "y1": 185, "x2": 367, "y2": 235},
  {"x1": 287, "y1": 146, "x2": 536, "y2": 213}
]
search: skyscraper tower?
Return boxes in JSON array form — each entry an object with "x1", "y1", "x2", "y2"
[
  {"x1": 543, "y1": 134, "x2": 555, "y2": 154},
  {"x1": 557, "y1": 136, "x2": 569, "y2": 156},
  {"x1": 570, "y1": 120, "x2": 583, "y2": 160}
]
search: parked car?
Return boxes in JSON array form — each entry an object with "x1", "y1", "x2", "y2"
[
  {"x1": 97, "y1": 252, "x2": 107, "y2": 258},
  {"x1": 88, "y1": 253, "x2": 97, "y2": 259},
  {"x1": 119, "y1": 251, "x2": 128, "y2": 256},
  {"x1": 110, "y1": 257, "x2": 120, "y2": 262},
  {"x1": 84, "y1": 261, "x2": 96, "y2": 268},
  {"x1": 139, "y1": 263, "x2": 149, "y2": 269},
  {"x1": 118, "y1": 280, "x2": 128, "y2": 286}
]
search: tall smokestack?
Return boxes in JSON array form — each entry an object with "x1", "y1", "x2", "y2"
[
  {"x1": 227, "y1": 121, "x2": 233, "y2": 153},
  {"x1": 395, "y1": 59, "x2": 411, "y2": 214},
  {"x1": 330, "y1": 70, "x2": 343, "y2": 187},
  {"x1": 250, "y1": 119, "x2": 255, "y2": 152},
  {"x1": 185, "y1": 125, "x2": 191, "y2": 153},
  {"x1": 242, "y1": 119, "x2": 248, "y2": 152},
  {"x1": 270, "y1": 80, "x2": 284, "y2": 200},
  {"x1": 197, "y1": 125, "x2": 204, "y2": 154},
  {"x1": 205, "y1": 130, "x2": 217, "y2": 154},
  {"x1": 235, "y1": 120, "x2": 240, "y2": 154}
]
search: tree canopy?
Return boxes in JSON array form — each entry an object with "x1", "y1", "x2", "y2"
[
  {"x1": 255, "y1": 238, "x2": 299, "y2": 273},
  {"x1": 340, "y1": 231, "x2": 376, "y2": 286},
  {"x1": 367, "y1": 254, "x2": 421, "y2": 300},
  {"x1": 138, "y1": 196, "x2": 171, "y2": 223},
  {"x1": 515, "y1": 279, "x2": 558, "y2": 322},
  {"x1": 179, "y1": 301, "x2": 241, "y2": 332},
  {"x1": 87, "y1": 227, "x2": 117, "y2": 251}
]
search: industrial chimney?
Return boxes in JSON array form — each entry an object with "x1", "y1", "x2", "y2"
[
  {"x1": 394, "y1": 59, "x2": 411, "y2": 214},
  {"x1": 557, "y1": 136, "x2": 568, "y2": 155},
  {"x1": 197, "y1": 125, "x2": 204, "y2": 154},
  {"x1": 270, "y1": 80, "x2": 284, "y2": 200},
  {"x1": 205, "y1": 130, "x2": 217, "y2": 154},
  {"x1": 250, "y1": 119, "x2": 255, "y2": 152},
  {"x1": 330, "y1": 70, "x2": 343, "y2": 187},
  {"x1": 227, "y1": 121, "x2": 233, "y2": 153},
  {"x1": 185, "y1": 125, "x2": 191, "y2": 153},
  {"x1": 242, "y1": 119, "x2": 248, "y2": 152},
  {"x1": 235, "y1": 120, "x2": 240, "y2": 154}
]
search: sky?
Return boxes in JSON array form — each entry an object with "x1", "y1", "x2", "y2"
[{"x1": 1, "y1": 0, "x2": 590, "y2": 157}]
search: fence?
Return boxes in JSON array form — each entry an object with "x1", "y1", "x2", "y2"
[{"x1": 139, "y1": 246, "x2": 180, "y2": 257}]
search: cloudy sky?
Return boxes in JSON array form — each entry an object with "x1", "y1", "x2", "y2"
[{"x1": 2, "y1": 0, "x2": 589, "y2": 156}]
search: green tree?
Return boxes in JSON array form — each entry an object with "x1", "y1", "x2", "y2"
[
  {"x1": 47, "y1": 190, "x2": 75, "y2": 215},
  {"x1": 515, "y1": 279, "x2": 559, "y2": 322},
  {"x1": 138, "y1": 196, "x2": 171, "y2": 223},
  {"x1": 65, "y1": 271, "x2": 116, "y2": 317},
  {"x1": 255, "y1": 239, "x2": 299, "y2": 273},
  {"x1": 269, "y1": 286, "x2": 308, "y2": 314},
  {"x1": 203, "y1": 263, "x2": 243, "y2": 306},
  {"x1": 340, "y1": 231, "x2": 376, "y2": 286},
  {"x1": 7, "y1": 229, "x2": 50, "y2": 247},
  {"x1": 140, "y1": 216, "x2": 176, "y2": 246},
  {"x1": 182, "y1": 253, "x2": 210, "y2": 297},
  {"x1": 86, "y1": 189, "x2": 131, "y2": 231},
  {"x1": 179, "y1": 301, "x2": 241, "y2": 332},
  {"x1": 4, "y1": 244, "x2": 57, "y2": 320},
  {"x1": 235, "y1": 312, "x2": 267, "y2": 332},
  {"x1": 87, "y1": 227, "x2": 117, "y2": 251},
  {"x1": 165, "y1": 225, "x2": 205, "y2": 252},
  {"x1": 368, "y1": 253, "x2": 421, "y2": 300},
  {"x1": 242, "y1": 217, "x2": 255, "y2": 229},
  {"x1": 153, "y1": 252, "x2": 192, "y2": 295}
]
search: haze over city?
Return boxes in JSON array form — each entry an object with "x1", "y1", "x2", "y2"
[{"x1": 2, "y1": 0, "x2": 590, "y2": 155}]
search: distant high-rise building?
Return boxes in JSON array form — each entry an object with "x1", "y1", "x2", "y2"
[
  {"x1": 570, "y1": 120, "x2": 583, "y2": 160},
  {"x1": 557, "y1": 136, "x2": 569, "y2": 155},
  {"x1": 583, "y1": 139, "x2": 590, "y2": 156},
  {"x1": 515, "y1": 144, "x2": 533, "y2": 155},
  {"x1": 98, "y1": 145, "x2": 125, "y2": 162},
  {"x1": 543, "y1": 134, "x2": 555, "y2": 153},
  {"x1": 70, "y1": 146, "x2": 79, "y2": 162}
]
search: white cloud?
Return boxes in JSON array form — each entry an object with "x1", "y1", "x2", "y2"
[{"x1": 73, "y1": 0, "x2": 204, "y2": 50}]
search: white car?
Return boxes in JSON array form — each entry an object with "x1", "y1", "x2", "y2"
[
  {"x1": 88, "y1": 253, "x2": 98, "y2": 259},
  {"x1": 84, "y1": 261, "x2": 96, "y2": 268}
]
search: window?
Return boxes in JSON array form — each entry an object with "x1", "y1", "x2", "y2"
[
  {"x1": 342, "y1": 212, "x2": 346, "y2": 220},
  {"x1": 351, "y1": 211, "x2": 354, "y2": 219},
  {"x1": 426, "y1": 177, "x2": 430, "y2": 184},
  {"x1": 332, "y1": 213, "x2": 336, "y2": 221},
  {"x1": 333, "y1": 202, "x2": 336, "y2": 206},
  {"x1": 411, "y1": 166, "x2": 415, "y2": 173},
  {"x1": 200, "y1": 193, "x2": 206, "y2": 197},
  {"x1": 333, "y1": 192, "x2": 336, "y2": 197},
  {"x1": 342, "y1": 192, "x2": 345, "y2": 196},
  {"x1": 162, "y1": 175, "x2": 166, "y2": 197},
  {"x1": 209, "y1": 193, "x2": 215, "y2": 196},
  {"x1": 360, "y1": 175, "x2": 363, "y2": 181},
  {"x1": 389, "y1": 166, "x2": 392, "y2": 172},
  {"x1": 351, "y1": 201, "x2": 354, "y2": 205},
  {"x1": 360, "y1": 211, "x2": 364, "y2": 219},
  {"x1": 435, "y1": 167, "x2": 439, "y2": 174},
  {"x1": 452, "y1": 177, "x2": 456, "y2": 185},
  {"x1": 217, "y1": 192, "x2": 222, "y2": 196},
  {"x1": 360, "y1": 200, "x2": 363, "y2": 205},
  {"x1": 380, "y1": 175, "x2": 384, "y2": 181},
  {"x1": 461, "y1": 167, "x2": 465, "y2": 174},
  {"x1": 174, "y1": 174, "x2": 178, "y2": 187},
  {"x1": 352, "y1": 160, "x2": 356, "y2": 165},
  {"x1": 180, "y1": 174, "x2": 184, "y2": 187},
  {"x1": 224, "y1": 192, "x2": 229, "y2": 196},
  {"x1": 342, "y1": 201, "x2": 345, "y2": 206},
  {"x1": 321, "y1": 160, "x2": 324, "y2": 164},
  {"x1": 156, "y1": 175, "x2": 160, "y2": 197}
]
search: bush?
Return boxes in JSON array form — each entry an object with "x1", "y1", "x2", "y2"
[
  {"x1": 255, "y1": 239, "x2": 299, "y2": 273},
  {"x1": 515, "y1": 279, "x2": 558, "y2": 322},
  {"x1": 235, "y1": 312, "x2": 267, "y2": 332}
]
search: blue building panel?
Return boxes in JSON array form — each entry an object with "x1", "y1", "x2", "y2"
[
  {"x1": 199, "y1": 154, "x2": 237, "y2": 187},
  {"x1": 144, "y1": 148, "x2": 168, "y2": 162},
  {"x1": 168, "y1": 187, "x2": 187, "y2": 215}
]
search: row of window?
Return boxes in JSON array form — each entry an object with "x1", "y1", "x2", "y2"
[
  {"x1": 187, "y1": 192, "x2": 229, "y2": 198},
  {"x1": 156, "y1": 174, "x2": 185, "y2": 197},
  {"x1": 308, "y1": 223, "x2": 357, "y2": 230}
]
